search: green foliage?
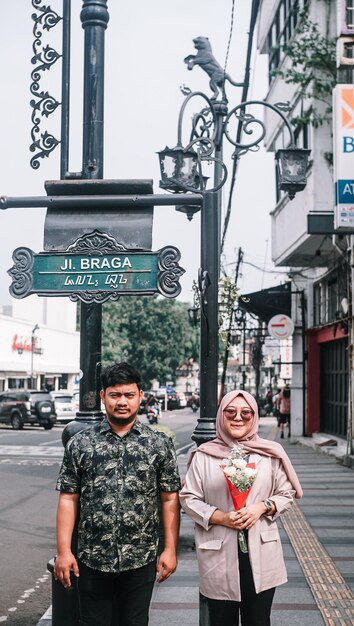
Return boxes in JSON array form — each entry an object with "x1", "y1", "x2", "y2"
[
  {"x1": 218, "y1": 276, "x2": 239, "y2": 347},
  {"x1": 102, "y1": 296, "x2": 199, "y2": 389},
  {"x1": 149, "y1": 425, "x2": 177, "y2": 448},
  {"x1": 271, "y1": 10, "x2": 336, "y2": 128}
]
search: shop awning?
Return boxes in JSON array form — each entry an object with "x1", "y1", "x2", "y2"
[{"x1": 238, "y1": 282, "x2": 291, "y2": 324}]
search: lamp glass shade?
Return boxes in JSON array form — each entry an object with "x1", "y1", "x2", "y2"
[
  {"x1": 158, "y1": 145, "x2": 198, "y2": 192},
  {"x1": 188, "y1": 307, "x2": 200, "y2": 325},
  {"x1": 276, "y1": 147, "x2": 311, "y2": 199}
]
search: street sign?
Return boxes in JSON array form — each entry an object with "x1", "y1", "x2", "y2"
[
  {"x1": 333, "y1": 85, "x2": 354, "y2": 230},
  {"x1": 8, "y1": 230, "x2": 185, "y2": 303},
  {"x1": 268, "y1": 314, "x2": 294, "y2": 339}
]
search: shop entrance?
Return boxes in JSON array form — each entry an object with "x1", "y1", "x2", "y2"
[{"x1": 320, "y1": 339, "x2": 348, "y2": 438}]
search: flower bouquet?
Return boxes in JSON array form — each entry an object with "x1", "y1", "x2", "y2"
[{"x1": 221, "y1": 444, "x2": 258, "y2": 553}]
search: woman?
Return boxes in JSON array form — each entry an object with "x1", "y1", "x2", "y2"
[
  {"x1": 278, "y1": 386, "x2": 291, "y2": 438},
  {"x1": 179, "y1": 390, "x2": 302, "y2": 626}
]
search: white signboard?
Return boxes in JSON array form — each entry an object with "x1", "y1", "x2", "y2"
[
  {"x1": 268, "y1": 315, "x2": 294, "y2": 340},
  {"x1": 333, "y1": 85, "x2": 354, "y2": 230},
  {"x1": 280, "y1": 338, "x2": 293, "y2": 382}
]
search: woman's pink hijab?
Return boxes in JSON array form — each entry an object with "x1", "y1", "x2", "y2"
[{"x1": 190, "y1": 389, "x2": 303, "y2": 498}]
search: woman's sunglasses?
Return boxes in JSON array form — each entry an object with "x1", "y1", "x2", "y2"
[{"x1": 223, "y1": 408, "x2": 254, "y2": 421}]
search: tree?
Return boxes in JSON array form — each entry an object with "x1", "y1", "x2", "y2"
[
  {"x1": 271, "y1": 9, "x2": 336, "y2": 130},
  {"x1": 102, "y1": 296, "x2": 199, "y2": 388}
]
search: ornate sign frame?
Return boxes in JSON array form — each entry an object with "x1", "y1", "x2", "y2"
[{"x1": 8, "y1": 231, "x2": 185, "y2": 303}]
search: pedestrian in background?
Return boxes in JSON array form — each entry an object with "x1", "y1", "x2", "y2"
[
  {"x1": 278, "y1": 385, "x2": 291, "y2": 439},
  {"x1": 54, "y1": 362, "x2": 181, "y2": 626},
  {"x1": 180, "y1": 389, "x2": 302, "y2": 626},
  {"x1": 272, "y1": 387, "x2": 281, "y2": 425}
]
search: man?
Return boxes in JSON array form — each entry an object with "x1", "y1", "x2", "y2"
[{"x1": 54, "y1": 362, "x2": 181, "y2": 626}]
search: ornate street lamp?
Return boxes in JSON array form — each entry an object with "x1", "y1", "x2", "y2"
[
  {"x1": 158, "y1": 44, "x2": 310, "y2": 446},
  {"x1": 188, "y1": 306, "x2": 200, "y2": 326},
  {"x1": 159, "y1": 109, "x2": 310, "y2": 444},
  {"x1": 157, "y1": 145, "x2": 199, "y2": 193},
  {"x1": 276, "y1": 146, "x2": 311, "y2": 199}
]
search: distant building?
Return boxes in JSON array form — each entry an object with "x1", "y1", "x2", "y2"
[
  {"x1": 0, "y1": 296, "x2": 79, "y2": 391},
  {"x1": 257, "y1": 0, "x2": 352, "y2": 444}
]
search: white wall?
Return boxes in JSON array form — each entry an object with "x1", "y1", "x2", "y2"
[{"x1": 0, "y1": 313, "x2": 79, "y2": 379}]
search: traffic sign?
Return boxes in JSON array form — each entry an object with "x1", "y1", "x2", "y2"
[{"x1": 268, "y1": 314, "x2": 294, "y2": 339}]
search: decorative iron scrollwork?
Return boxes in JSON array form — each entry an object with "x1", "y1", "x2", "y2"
[
  {"x1": 69, "y1": 291, "x2": 121, "y2": 304},
  {"x1": 157, "y1": 246, "x2": 185, "y2": 298},
  {"x1": 67, "y1": 230, "x2": 127, "y2": 255},
  {"x1": 8, "y1": 248, "x2": 34, "y2": 298},
  {"x1": 30, "y1": 0, "x2": 62, "y2": 169}
]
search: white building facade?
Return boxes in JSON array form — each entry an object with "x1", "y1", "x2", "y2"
[
  {"x1": 257, "y1": 0, "x2": 353, "y2": 450},
  {"x1": 0, "y1": 296, "x2": 80, "y2": 392}
]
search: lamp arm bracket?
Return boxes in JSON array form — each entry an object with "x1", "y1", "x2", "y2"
[
  {"x1": 177, "y1": 91, "x2": 217, "y2": 148},
  {"x1": 224, "y1": 100, "x2": 295, "y2": 152}
]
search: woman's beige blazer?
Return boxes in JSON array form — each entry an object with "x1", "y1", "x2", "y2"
[{"x1": 179, "y1": 451, "x2": 295, "y2": 600}]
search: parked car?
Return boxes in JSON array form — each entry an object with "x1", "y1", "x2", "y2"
[
  {"x1": 50, "y1": 391, "x2": 76, "y2": 423},
  {"x1": 0, "y1": 389, "x2": 56, "y2": 430},
  {"x1": 175, "y1": 391, "x2": 187, "y2": 408}
]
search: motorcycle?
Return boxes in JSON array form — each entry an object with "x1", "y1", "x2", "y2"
[
  {"x1": 147, "y1": 405, "x2": 160, "y2": 424},
  {"x1": 190, "y1": 394, "x2": 200, "y2": 412}
]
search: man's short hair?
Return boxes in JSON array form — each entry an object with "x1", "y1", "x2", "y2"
[{"x1": 101, "y1": 362, "x2": 142, "y2": 391}]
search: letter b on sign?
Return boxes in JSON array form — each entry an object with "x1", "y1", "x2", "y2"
[{"x1": 343, "y1": 137, "x2": 354, "y2": 152}]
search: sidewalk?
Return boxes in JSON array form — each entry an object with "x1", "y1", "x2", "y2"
[{"x1": 38, "y1": 417, "x2": 354, "y2": 625}]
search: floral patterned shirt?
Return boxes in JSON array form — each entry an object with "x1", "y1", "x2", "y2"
[{"x1": 56, "y1": 418, "x2": 181, "y2": 573}]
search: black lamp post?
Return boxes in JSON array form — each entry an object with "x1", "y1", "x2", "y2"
[{"x1": 158, "y1": 60, "x2": 310, "y2": 446}]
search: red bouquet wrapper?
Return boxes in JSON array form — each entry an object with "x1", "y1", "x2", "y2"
[{"x1": 223, "y1": 462, "x2": 256, "y2": 511}]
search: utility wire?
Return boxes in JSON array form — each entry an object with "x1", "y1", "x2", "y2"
[
  {"x1": 224, "y1": 0, "x2": 236, "y2": 74},
  {"x1": 219, "y1": 247, "x2": 244, "y2": 403},
  {"x1": 220, "y1": 0, "x2": 260, "y2": 255}
]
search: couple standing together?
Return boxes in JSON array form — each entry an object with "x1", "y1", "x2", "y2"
[{"x1": 54, "y1": 362, "x2": 302, "y2": 626}]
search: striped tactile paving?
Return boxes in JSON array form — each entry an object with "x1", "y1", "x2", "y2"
[
  {"x1": 267, "y1": 421, "x2": 354, "y2": 624},
  {"x1": 282, "y1": 502, "x2": 354, "y2": 624}
]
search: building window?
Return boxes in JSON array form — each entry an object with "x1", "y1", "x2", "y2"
[
  {"x1": 267, "y1": 0, "x2": 309, "y2": 81},
  {"x1": 345, "y1": 0, "x2": 354, "y2": 31},
  {"x1": 8, "y1": 378, "x2": 26, "y2": 389},
  {"x1": 313, "y1": 266, "x2": 348, "y2": 326}
]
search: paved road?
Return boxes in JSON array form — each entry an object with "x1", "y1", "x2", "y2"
[{"x1": 0, "y1": 409, "x2": 196, "y2": 625}]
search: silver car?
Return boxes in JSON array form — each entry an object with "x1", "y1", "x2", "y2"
[{"x1": 50, "y1": 391, "x2": 76, "y2": 423}]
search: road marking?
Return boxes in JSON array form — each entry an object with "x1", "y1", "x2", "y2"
[
  {"x1": 0, "y1": 445, "x2": 63, "y2": 457},
  {"x1": 176, "y1": 442, "x2": 195, "y2": 455},
  {"x1": 38, "y1": 438, "x2": 62, "y2": 446}
]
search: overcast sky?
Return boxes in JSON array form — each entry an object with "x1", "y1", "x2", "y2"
[{"x1": 0, "y1": 0, "x2": 289, "y2": 306}]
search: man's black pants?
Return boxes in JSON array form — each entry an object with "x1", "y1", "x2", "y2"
[
  {"x1": 78, "y1": 560, "x2": 156, "y2": 626},
  {"x1": 201, "y1": 547, "x2": 275, "y2": 626}
]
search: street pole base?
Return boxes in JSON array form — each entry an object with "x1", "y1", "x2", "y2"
[
  {"x1": 61, "y1": 411, "x2": 104, "y2": 446},
  {"x1": 191, "y1": 416, "x2": 216, "y2": 447}
]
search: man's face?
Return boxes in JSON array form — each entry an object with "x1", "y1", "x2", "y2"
[{"x1": 100, "y1": 383, "x2": 143, "y2": 429}]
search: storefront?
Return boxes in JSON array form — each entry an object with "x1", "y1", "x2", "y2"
[{"x1": 0, "y1": 312, "x2": 80, "y2": 392}]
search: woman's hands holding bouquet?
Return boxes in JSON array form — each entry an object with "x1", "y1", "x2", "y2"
[{"x1": 211, "y1": 502, "x2": 265, "y2": 530}]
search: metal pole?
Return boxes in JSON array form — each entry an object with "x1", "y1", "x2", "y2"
[
  {"x1": 300, "y1": 290, "x2": 306, "y2": 437},
  {"x1": 77, "y1": 0, "x2": 109, "y2": 420},
  {"x1": 191, "y1": 102, "x2": 227, "y2": 446},
  {"x1": 60, "y1": 0, "x2": 71, "y2": 179},
  {"x1": 30, "y1": 334, "x2": 34, "y2": 389},
  {"x1": 242, "y1": 318, "x2": 246, "y2": 389},
  {"x1": 192, "y1": 191, "x2": 219, "y2": 445}
]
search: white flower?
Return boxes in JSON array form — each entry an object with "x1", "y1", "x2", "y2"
[
  {"x1": 224, "y1": 466, "x2": 237, "y2": 477},
  {"x1": 243, "y1": 467, "x2": 258, "y2": 479},
  {"x1": 231, "y1": 458, "x2": 247, "y2": 470}
]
